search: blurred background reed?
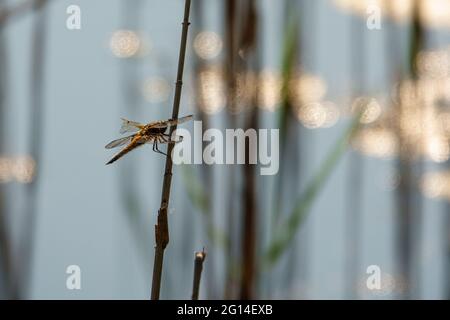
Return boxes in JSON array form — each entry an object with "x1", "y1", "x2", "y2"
[{"x1": 0, "y1": 0, "x2": 450, "y2": 299}]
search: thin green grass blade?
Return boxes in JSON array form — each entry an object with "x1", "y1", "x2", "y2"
[
  {"x1": 272, "y1": 9, "x2": 299, "y2": 230},
  {"x1": 265, "y1": 117, "x2": 361, "y2": 266}
]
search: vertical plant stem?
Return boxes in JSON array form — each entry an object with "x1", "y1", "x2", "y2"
[
  {"x1": 223, "y1": 0, "x2": 238, "y2": 300},
  {"x1": 20, "y1": 0, "x2": 47, "y2": 298},
  {"x1": 408, "y1": 0, "x2": 425, "y2": 299},
  {"x1": 0, "y1": 5, "x2": 18, "y2": 299},
  {"x1": 396, "y1": 159, "x2": 413, "y2": 299},
  {"x1": 240, "y1": 106, "x2": 258, "y2": 300},
  {"x1": 283, "y1": 0, "x2": 310, "y2": 298},
  {"x1": 192, "y1": 0, "x2": 216, "y2": 299},
  {"x1": 345, "y1": 152, "x2": 363, "y2": 299},
  {"x1": 239, "y1": 0, "x2": 258, "y2": 300},
  {"x1": 267, "y1": 2, "x2": 299, "y2": 298},
  {"x1": 150, "y1": 0, "x2": 191, "y2": 300},
  {"x1": 392, "y1": 0, "x2": 424, "y2": 299},
  {"x1": 191, "y1": 250, "x2": 206, "y2": 300},
  {"x1": 272, "y1": 9, "x2": 298, "y2": 228},
  {"x1": 384, "y1": 1, "x2": 407, "y2": 300},
  {"x1": 0, "y1": 199, "x2": 14, "y2": 299},
  {"x1": 345, "y1": 13, "x2": 366, "y2": 300},
  {"x1": 446, "y1": 202, "x2": 450, "y2": 299}
]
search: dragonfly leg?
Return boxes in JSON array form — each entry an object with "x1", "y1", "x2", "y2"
[
  {"x1": 156, "y1": 145, "x2": 168, "y2": 156},
  {"x1": 162, "y1": 133, "x2": 182, "y2": 142},
  {"x1": 154, "y1": 136, "x2": 168, "y2": 156}
]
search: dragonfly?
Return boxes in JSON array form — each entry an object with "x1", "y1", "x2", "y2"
[{"x1": 105, "y1": 115, "x2": 193, "y2": 165}]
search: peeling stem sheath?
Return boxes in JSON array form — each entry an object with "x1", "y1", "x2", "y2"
[{"x1": 150, "y1": 0, "x2": 191, "y2": 300}]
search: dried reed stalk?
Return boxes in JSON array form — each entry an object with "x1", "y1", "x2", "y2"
[
  {"x1": 239, "y1": 0, "x2": 258, "y2": 300},
  {"x1": 191, "y1": 250, "x2": 206, "y2": 300},
  {"x1": 223, "y1": 0, "x2": 238, "y2": 300},
  {"x1": 192, "y1": 0, "x2": 217, "y2": 299},
  {"x1": 150, "y1": 0, "x2": 191, "y2": 300}
]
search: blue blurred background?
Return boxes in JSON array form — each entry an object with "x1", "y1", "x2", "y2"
[{"x1": 0, "y1": 0, "x2": 450, "y2": 299}]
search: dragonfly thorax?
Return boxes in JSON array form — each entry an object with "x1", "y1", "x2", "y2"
[{"x1": 144, "y1": 126, "x2": 167, "y2": 135}]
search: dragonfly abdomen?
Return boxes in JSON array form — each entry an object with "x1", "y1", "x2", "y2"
[{"x1": 106, "y1": 140, "x2": 144, "y2": 165}]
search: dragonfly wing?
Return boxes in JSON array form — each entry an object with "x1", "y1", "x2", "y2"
[
  {"x1": 105, "y1": 134, "x2": 135, "y2": 149},
  {"x1": 167, "y1": 115, "x2": 193, "y2": 126},
  {"x1": 148, "y1": 115, "x2": 193, "y2": 129},
  {"x1": 120, "y1": 118, "x2": 145, "y2": 134}
]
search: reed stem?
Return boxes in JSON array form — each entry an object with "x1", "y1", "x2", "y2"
[
  {"x1": 191, "y1": 250, "x2": 206, "y2": 300},
  {"x1": 0, "y1": 0, "x2": 47, "y2": 26},
  {"x1": 150, "y1": 0, "x2": 191, "y2": 300},
  {"x1": 20, "y1": 0, "x2": 47, "y2": 298},
  {"x1": 223, "y1": 0, "x2": 238, "y2": 299},
  {"x1": 239, "y1": 0, "x2": 258, "y2": 300},
  {"x1": 0, "y1": 7, "x2": 18, "y2": 298}
]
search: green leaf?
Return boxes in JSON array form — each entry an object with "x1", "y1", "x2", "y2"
[
  {"x1": 272, "y1": 10, "x2": 299, "y2": 227},
  {"x1": 264, "y1": 117, "x2": 361, "y2": 266},
  {"x1": 278, "y1": 13, "x2": 299, "y2": 144}
]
